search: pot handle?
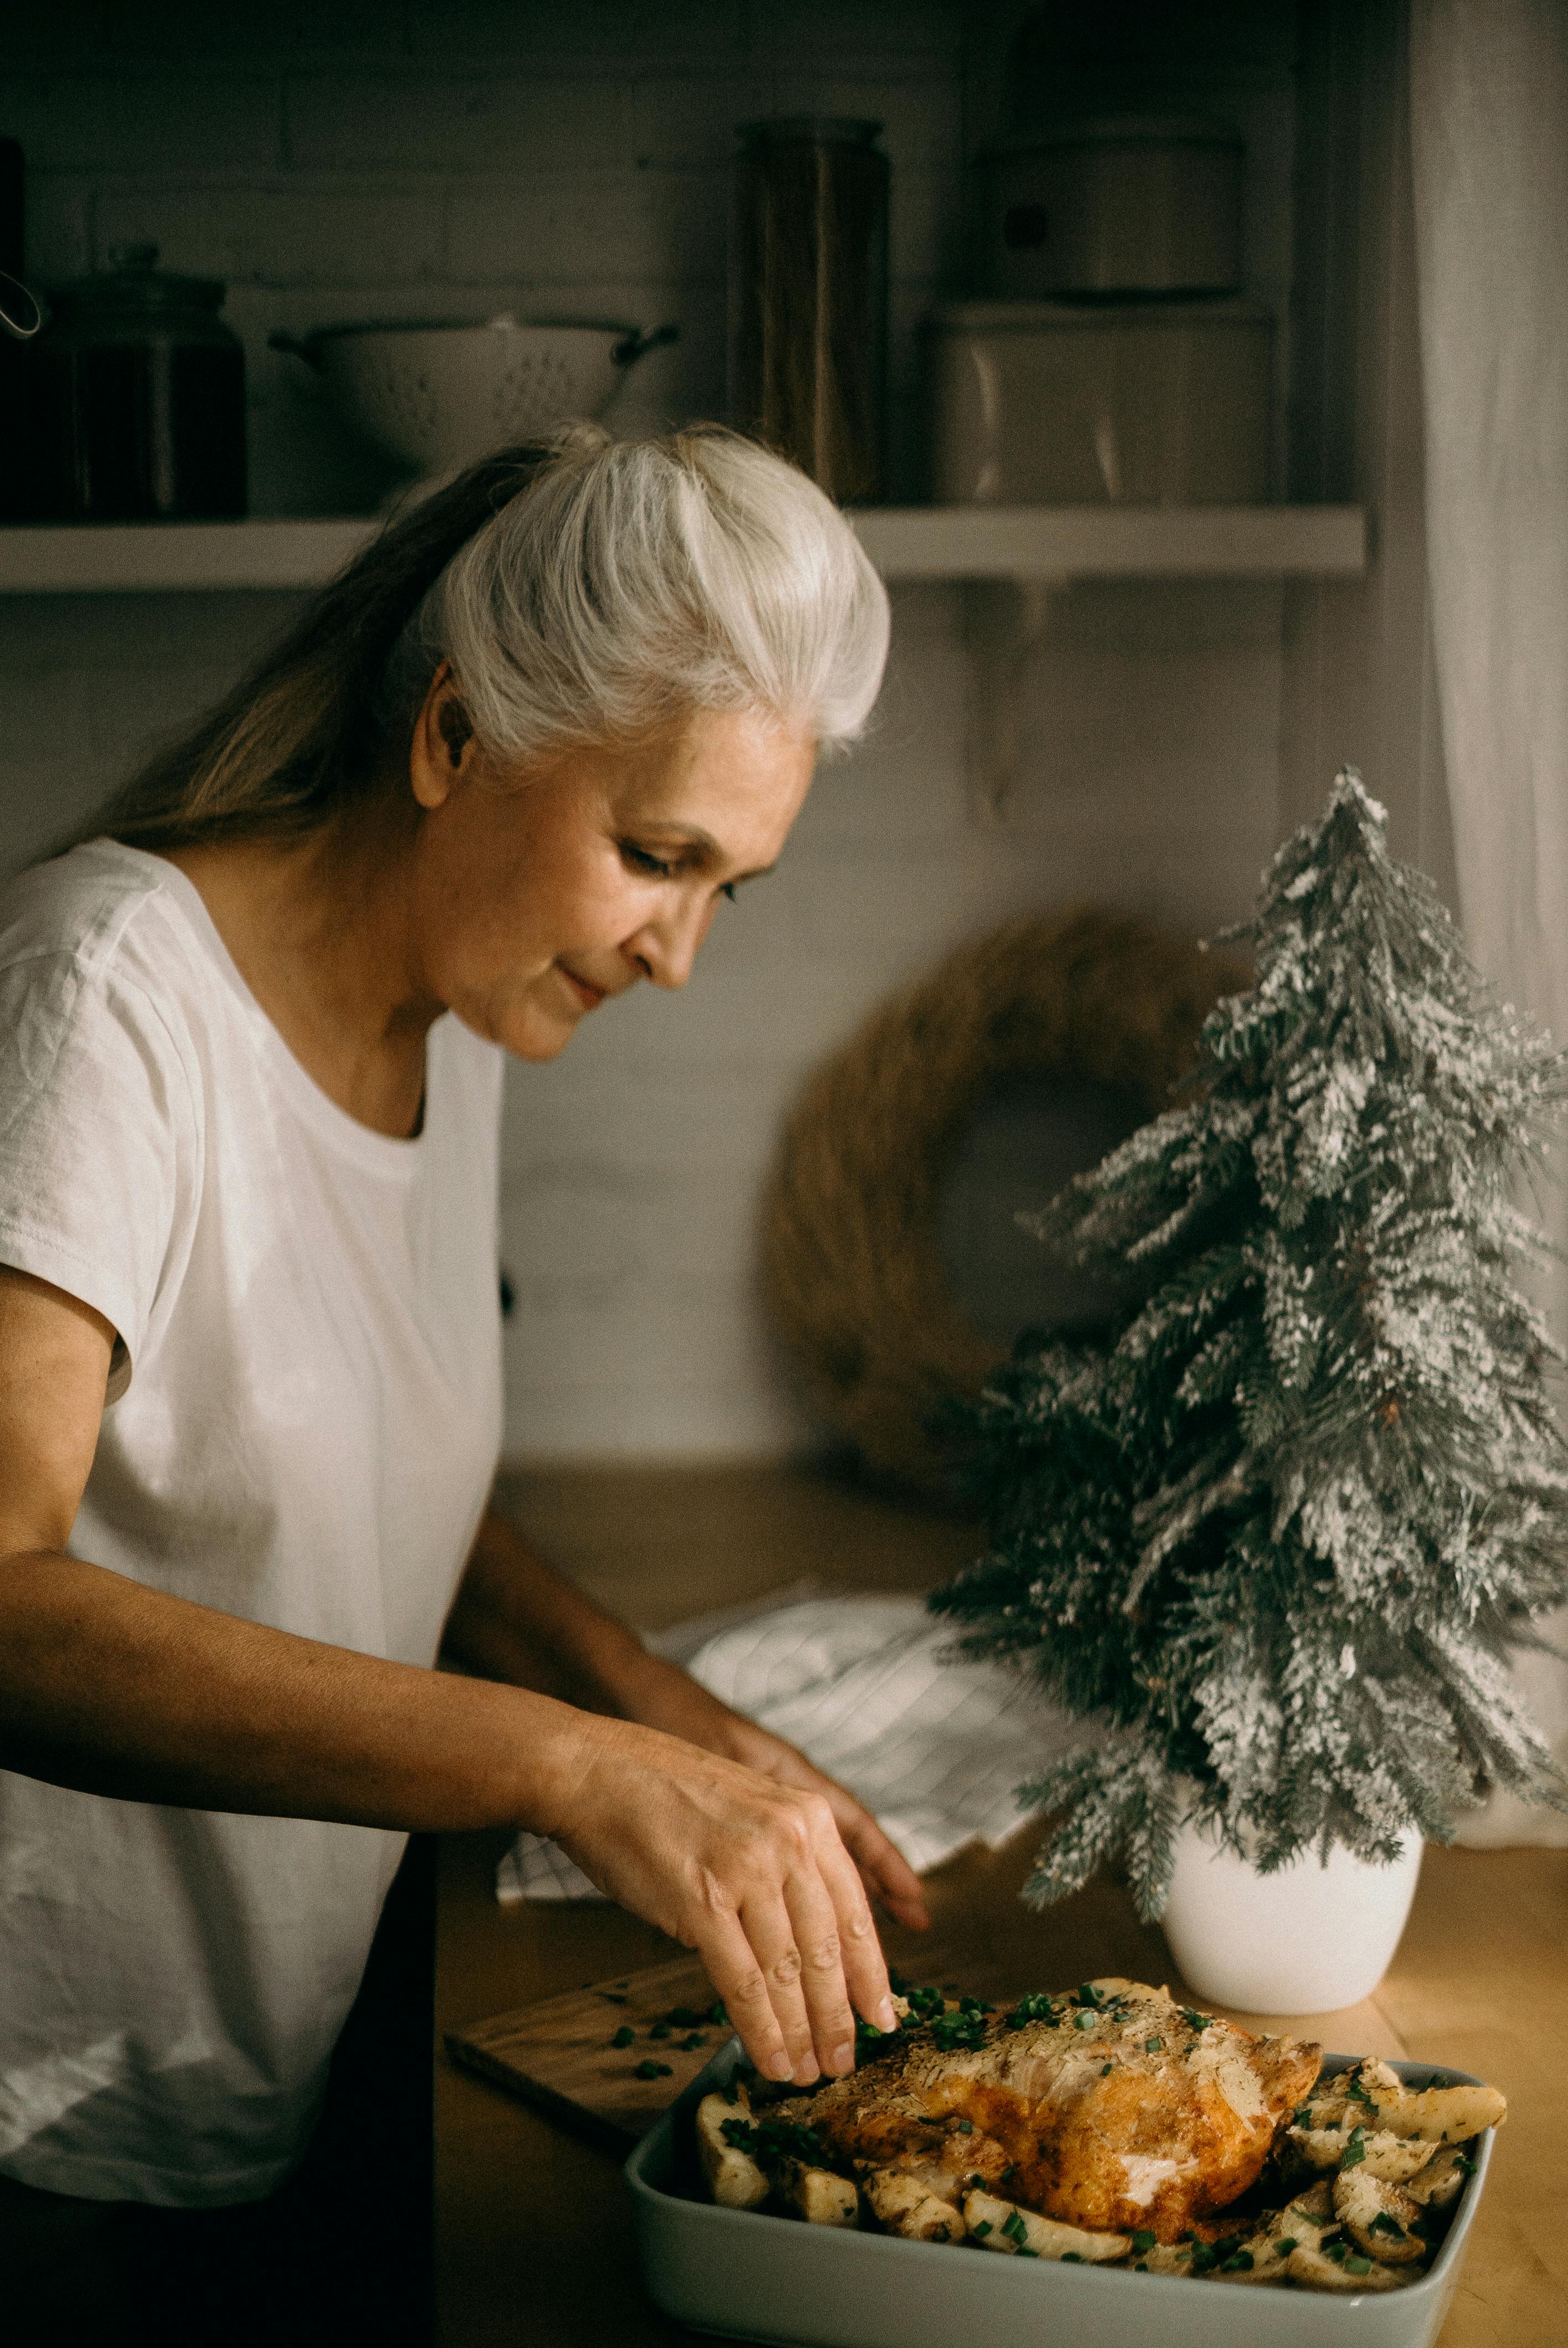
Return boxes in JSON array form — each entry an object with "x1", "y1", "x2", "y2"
[
  {"x1": 0, "y1": 271, "x2": 43, "y2": 342},
  {"x1": 267, "y1": 329, "x2": 324, "y2": 370},
  {"x1": 611, "y1": 321, "x2": 680, "y2": 369}
]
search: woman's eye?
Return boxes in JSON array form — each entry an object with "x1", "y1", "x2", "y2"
[{"x1": 621, "y1": 843, "x2": 674, "y2": 879}]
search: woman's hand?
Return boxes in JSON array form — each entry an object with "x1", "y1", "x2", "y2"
[
  {"x1": 540, "y1": 1706, "x2": 904, "y2": 2088},
  {"x1": 607, "y1": 1649, "x2": 930, "y2": 1934}
]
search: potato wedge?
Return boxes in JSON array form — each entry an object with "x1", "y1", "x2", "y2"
[
  {"x1": 1284, "y1": 2122, "x2": 1433, "y2": 2183},
  {"x1": 695, "y1": 2089, "x2": 768, "y2": 2211},
  {"x1": 863, "y1": 2168, "x2": 964, "y2": 2241},
  {"x1": 1362, "y1": 2081, "x2": 1506, "y2": 2143},
  {"x1": 1136, "y1": 2242, "x2": 1194, "y2": 2275},
  {"x1": 1405, "y1": 2143, "x2": 1475, "y2": 2212},
  {"x1": 1334, "y1": 2168, "x2": 1426, "y2": 2263},
  {"x1": 962, "y1": 2190, "x2": 1130, "y2": 2263},
  {"x1": 777, "y1": 2156, "x2": 859, "y2": 2228},
  {"x1": 1287, "y1": 2242, "x2": 1414, "y2": 2293}
]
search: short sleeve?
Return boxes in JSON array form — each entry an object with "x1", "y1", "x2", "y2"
[{"x1": 0, "y1": 950, "x2": 197, "y2": 1403}]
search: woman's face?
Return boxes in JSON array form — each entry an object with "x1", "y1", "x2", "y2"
[{"x1": 407, "y1": 679, "x2": 816, "y2": 1062}]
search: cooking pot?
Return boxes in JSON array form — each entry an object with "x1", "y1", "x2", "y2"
[
  {"x1": 270, "y1": 313, "x2": 679, "y2": 478},
  {"x1": 29, "y1": 243, "x2": 246, "y2": 520}
]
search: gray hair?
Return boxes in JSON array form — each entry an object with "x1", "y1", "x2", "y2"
[
  {"x1": 388, "y1": 424, "x2": 890, "y2": 764},
  {"x1": 65, "y1": 425, "x2": 889, "y2": 858}
]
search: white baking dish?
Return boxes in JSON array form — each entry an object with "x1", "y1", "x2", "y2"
[
  {"x1": 924, "y1": 296, "x2": 1272, "y2": 506},
  {"x1": 626, "y1": 2039, "x2": 1493, "y2": 2348}
]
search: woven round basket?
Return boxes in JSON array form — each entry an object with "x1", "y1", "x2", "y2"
[{"x1": 761, "y1": 908, "x2": 1243, "y2": 1495}]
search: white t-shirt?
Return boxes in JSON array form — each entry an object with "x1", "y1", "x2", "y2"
[{"x1": 0, "y1": 842, "x2": 504, "y2": 2207}]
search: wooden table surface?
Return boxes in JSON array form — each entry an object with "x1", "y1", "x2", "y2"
[{"x1": 434, "y1": 1465, "x2": 1568, "y2": 2347}]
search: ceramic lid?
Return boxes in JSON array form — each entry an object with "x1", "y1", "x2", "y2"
[{"x1": 924, "y1": 295, "x2": 1271, "y2": 333}]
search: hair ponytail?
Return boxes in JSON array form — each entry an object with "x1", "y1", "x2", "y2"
[{"x1": 63, "y1": 434, "x2": 592, "y2": 854}]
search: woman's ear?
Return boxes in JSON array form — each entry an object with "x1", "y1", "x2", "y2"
[
  {"x1": 411, "y1": 663, "x2": 473, "y2": 810},
  {"x1": 438, "y1": 697, "x2": 474, "y2": 769}
]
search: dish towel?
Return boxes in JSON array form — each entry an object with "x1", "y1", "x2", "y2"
[{"x1": 497, "y1": 1592, "x2": 1081, "y2": 1904}]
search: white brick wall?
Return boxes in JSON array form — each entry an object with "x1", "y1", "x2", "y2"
[{"x1": 0, "y1": 1, "x2": 1301, "y2": 1463}]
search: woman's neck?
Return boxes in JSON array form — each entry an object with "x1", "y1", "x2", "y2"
[{"x1": 162, "y1": 807, "x2": 440, "y2": 1140}]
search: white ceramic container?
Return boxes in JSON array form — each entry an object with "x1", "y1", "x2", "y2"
[
  {"x1": 628, "y1": 2040, "x2": 1493, "y2": 2348},
  {"x1": 979, "y1": 116, "x2": 1244, "y2": 300},
  {"x1": 924, "y1": 296, "x2": 1272, "y2": 506},
  {"x1": 1161, "y1": 1822, "x2": 1423, "y2": 2014},
  {"x1": 270, "y1": 313, "x2": 677, "y2": 477}
]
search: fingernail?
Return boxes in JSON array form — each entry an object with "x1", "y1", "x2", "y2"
[
  {"x1": 875, "y1": 1999, "x2": 898, "y2": 2032},
  {"x1": 765, "y1": 2052, "x2": 792, "y2": 2081},
  {"x1": 829, "y1": 2042, "x2": 855, "y2": 2075},
  {"x1": 794, "y1": 2056, "x2": 821, "y2": 2086}
]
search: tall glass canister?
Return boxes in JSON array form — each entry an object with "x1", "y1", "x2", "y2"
[{"x1": 728, "y1": 118, "x2": 889, "y2": 505}]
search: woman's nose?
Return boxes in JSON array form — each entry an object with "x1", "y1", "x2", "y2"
[{"x1": 628, "y1": 898, "x2": 710, "y2": 991}]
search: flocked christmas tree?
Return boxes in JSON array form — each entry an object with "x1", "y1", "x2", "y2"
[{"x1": 930, "y1": 771, "x2": 1568, "y2": 1917}]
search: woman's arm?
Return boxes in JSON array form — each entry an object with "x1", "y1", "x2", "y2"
[
  {"x1": 0, "y1": 1268, "x2": 900, "y2": 2084},
  {"x1": 446, "y1": 1509, "x2": 930, "y2": 1930}
]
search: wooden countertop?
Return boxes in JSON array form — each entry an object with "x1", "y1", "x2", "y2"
[{"x1": 434, "y1": 1465, "x2": 1568, "y2": 2347}]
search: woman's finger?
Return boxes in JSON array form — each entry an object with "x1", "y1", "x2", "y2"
[
  {"x1": 774, "y1": 1846, "x2": 863, "y2": 2079},
  {"x1": 805, "y1": 1806, "x2": 901, "y2": 2045},
  {"x1": 737, "y1": 1882, "x2": 825, "y2": 2084},
  {"x1": 823, "y1": 1787, "x2": 930, "y2": 1930},
  {"x1": 694, "y1": 1904, "x2": 798, "y2": 2083}
]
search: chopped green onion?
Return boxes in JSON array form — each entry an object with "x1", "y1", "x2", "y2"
[
  {"x1": 1344, "y1": 2254, "x2": 1372, "y2": 2277},
  {"x1": 610, "y1": 2025, "x2": 635, "y2": 2048},
  {"x1": 1130, "y1": 2229, "x2": 1157, "y2": 2253},
  {"x1": 1072, "y1": 2011, "x2": 1096, "y2": 2031},
  {"x1": 1339, "y1": 2125, "x2": 1368, "y2": 2171},
  {"x1": 1144, "y1": 2037, "x2": 1164, "y2": 2052},
  {"x1": 1370, "y1": 2211, "x2": 1406, "y2": 2239},
  {"x1": 956, "y1": 2117, "x2": 973, "y2": 2134},
  {"x1": 633, "y1": 2059, "x2": 673, "y2": 2080},
  {"x1": 972, "y1": 2220, "x2": 992, "y2": 2238},
  {"x1": 1275, "y1": 2236, "x2": 1298, "y2": 2255},
  {"x1": 1221, "y1": 2251, "x2": 1254, "y2": 2273},
  {"x1": 1058, "y1": 2252, "x2": 1081, "y2": 2264}
]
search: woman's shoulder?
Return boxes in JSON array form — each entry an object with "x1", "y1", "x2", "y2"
[{"x1": 0, "y1": 840, "x2": 191, "y2": 992}]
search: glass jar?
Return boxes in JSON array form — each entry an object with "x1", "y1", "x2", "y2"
[
  {"x1": 30, "y1": 243, "x2": 246, "y2": 521},
  {"x1": 728, "y1": 119, "x2": 889, "y2": 506}
]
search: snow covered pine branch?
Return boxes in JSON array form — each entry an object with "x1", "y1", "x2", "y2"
[{"x1": 930, "y1": 770, "x2": 1568, "y2": 1917}]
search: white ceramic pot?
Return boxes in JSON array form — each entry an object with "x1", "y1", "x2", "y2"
[{"x1": 1160, "y1": 1819, "x2": 1423, "y2": 2015}]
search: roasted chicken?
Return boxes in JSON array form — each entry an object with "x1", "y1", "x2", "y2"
[{"x1": 766, "y1": 1976, "x2": 1320, "y2": 2243}]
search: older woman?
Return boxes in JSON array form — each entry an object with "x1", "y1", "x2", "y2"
[{"x1": 0, "y1": 429, "x2": 926, "y2": 2261}]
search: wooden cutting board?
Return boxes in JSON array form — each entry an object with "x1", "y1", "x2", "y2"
[
  {"x1": 445, "y1": 1941, "x2": 1005, "y2": 2151},
  {"x1": 445, "y1": 1955, "x2": 725, "y2": 2150}
]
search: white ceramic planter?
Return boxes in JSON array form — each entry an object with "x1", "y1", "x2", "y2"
[{"x1": 1160, "y1": 1819, "x2": 1423, "y2": 2015}]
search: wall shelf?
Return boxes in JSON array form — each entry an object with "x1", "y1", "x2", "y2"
[
  {"x1": 0, "y1": 504, "x2": 1367, "y2": 824},
  {"x1": 0, "y1": 505, "x2": 1366, "y2": 596}
]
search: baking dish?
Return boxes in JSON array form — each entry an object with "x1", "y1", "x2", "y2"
[{"x1": 626, "y1": 2038, "x2": 1493, "y2": 2348}]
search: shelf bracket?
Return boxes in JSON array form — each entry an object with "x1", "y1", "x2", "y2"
[{"x1": 962, "y1": 578, "x2": 1060, "y2": 824}]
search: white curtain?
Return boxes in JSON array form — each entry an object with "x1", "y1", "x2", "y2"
[{"x1": 1410, "y1": 0, "x2": 1568, "y2": 1841}]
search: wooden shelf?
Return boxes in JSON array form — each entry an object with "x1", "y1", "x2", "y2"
[{"x1": 0, "y1": 505, "x2": 1366, "y2": 594}]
